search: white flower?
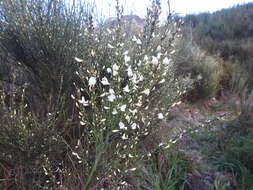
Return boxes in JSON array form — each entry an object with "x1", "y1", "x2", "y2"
[
  {"x1": 72, "y1": 152, "x2": 81, "y2": 160},
  {"x1": 163, "y1": 57, "x2": 170, "y2": 65},
  {"x1": 152, "y1": 56, "x2": 159, "y2": 65},
  {"x1": 125, "y1": 115, "x2": 130, "y2": 122},
  {"x1": 78, "y1": 96, "x2": 89, "y2": 106},
  {"x1": 157, "y1": 45, "x2": 161, "y2": 52},
  {"x1": 91, "y1": 50, "x2": 95, "y2": 57},
  {"x1": 133, "y1": 36, "x2": 142, "y2": 45},
  {"x1": 101, "y1": 77, "x2": 110, "y2": 85},
  {"x1": 113, "y1": 64, "x2": 119, "y2": 71},
  {"x1": 123, "y1": 85, "x2": 130, "y2": 92},
  {"x1": 74, "y1": 57, "x2": 84, "y2": 63},
  {"x1": 197, "y1": 74, "x2": 202, "y2": 80},
  {"x1": 158, "y1": 113, "x2": 164, "y2": 119},
  {"x1": 139, "y1": 74, "x2": 144, "y2": 82},
  {"x1": 80, "y1": 121, "x2": 86, "y2": 125},
  {"x1": 88, "y1": 77, "x2": 96, "y2": 86},
  {"x1": 109, "y1": 88, "x2": 115, "y2": 94},
  {"x1": 119, "y1": 122, "x2": 127, "y2": 130},
  {"x1": 142, "y1": 89, "x2": 150, "y2": 96},
  {"x1": 112, "y1": 64, "x2": 119, "y2": 76},
  {"x1": 127, "y1": 67, "x2": 133, "y2": 77},
  {"x1": 136, "y1": 39, "x2": 142, "y2": 45},
  {"x1": 164, "y1": 144, "x2": 171, "y2": 149},
  {"x1": 144, "y1": 55, "x2": 149, "y2": 62},
  {"x1": 157, "y1": 53, "x2": 162, "y2": 59},
  {"x1": 112, "y1": 109, "x2": 118, "y2": 115},
  {"x1": 120, "y1": 104, "x2": 127, "y2": 112},
  {"x1": 71, "y1": 94, "x2": 75, "y2": 99},
  {"x1": 131, "y1": 123, "x2": 137, "y2": 130},
  {"x1": 129, "y1": 109, "x2": 138, "y2": 115},
  {"x1": 108, "y1": 44, "x2": 114, "y2": 48},
  {"x1": 107, "y1": 68, "x2": 112, "y2": 73},
  {"x1": 170, "y1": 50, "x2": 176, "y2": 54},
  {"x1": 159, "y1": 79, "x2": 165, "y2": 84},
  {"x1": 124, "y1": 50, "x2": 129, "y2": 55},
  {"x1": 124, "y1": 55, "x2": 131, "y2": 63},
  {"x1": 121, "y1": 133, "x2": 128, "y2": 140},
  {"x1": 108, "y1": 94, "x2": 116, "y2": 102},
  {"x1": 107, "y1": 28, "x2": 112, "y2": 34}
]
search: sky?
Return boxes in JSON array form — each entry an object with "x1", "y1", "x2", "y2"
[{"x1": 93, "y1": 0, "x2": 253, "y2": 19}]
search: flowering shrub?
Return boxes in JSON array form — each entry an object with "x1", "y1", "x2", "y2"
[{"x1": 70, "y1": 1, "x2": 192, "y2": 188}]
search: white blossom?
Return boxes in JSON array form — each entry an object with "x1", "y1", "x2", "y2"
[
  {"x1": 108, "y1": 44, "x2": 114, "y2": 48},
  {"x1": 170, "y1": 50, "x2": 176, "y2": 55},
  {"x1": 91, "y1": 50, "x2": 95, "y2": 57},
  {"x1": 107, "y1": 68, "x2": 112, "y2": 73},
  {"x1": 119, "y1": 122, "x2": 127, "y2": 130},
  {"x1": 71, "y1": 94, "x2": 75, "y2": 99},
  {"x1": 109, "y1": 88, "x2": 115, "y2": 94},
  {"x1": 129, "y1": 109, "x2": 138, "y2": 115},
  {"x1": 127, "y1": 67, "x2": 133, "y2": 77},
  {"x1": 144, "y1": 55, "x2": 149, "y2": 62},
  {"x1": 101, "y1": 77, "x2": 110, "y2": 85},
  {"x1": 78, "y1": 96, "x2": 89, "y2": 106},
  {"x1": 123, "y1": 85, "x2": 130, "y2": 92},
  {"x1": 159, "y1": 79, "x2": 166, "y2": 84},
  {"x1": 197, "y1": 74, "x2": 202, "y2": 80},
  {"x1": 142, "y1": 89, "x2": 150, "y2": 96},
  {"x1": 157, "y1": 53, "x2": 162, "y2": 59},
  {"x1": 120, "y1": 104, "x2": 127, "y2": 112},
  {"x1": 139, "y1": 74, "x2": 144, "y2": 82},
  {"x1": 133, "y1": 36, "x2": 142, "y2": 45},
  {"x1": 88, "y1": 77, "x2": 97, "y2": 86},
  {"x1": 125, "y1": 115, "x2": 130, "y2": 122},
  {"x1": 108, "y1": 94, "x2": 116, "y2": 102},
  {"x1": 156, "y1": 45, "x2": 161, "y2": 52},
  {"x1": 72, "y1": 152, "x2": 81, "y2": 160},
  {"x1": 121, "y1": 133, "x2": 128, "y2": 140},
  {"x1": 112, "y1": 64, "x2": 119, "y2": 76},
  {"x1": 112, "y1": 109, "x2": 118, "y2": 115},
  {"x1": 124, "y1": 55, "x2": 131, "y2": 63},
  {"x1": 80, "y1": 121, "x2": 86, "y2": 126},
  {"x1": 163, "y1": 57, "x2": 170, "y2": 65},
  {"x1": 158, "y1": 113, "x2": 164, "y2": 119},
  {"x1": 136, "y1": 39, "x2": 142, "y2": 45},
  {"x1": 152, "y1": 56, "x2": 159, "y2": 65},
  {"x1": 131, "y1": 123, "x2": 137, "y2": 130},
  {"x1": 74, "y1": 57, "x2": 84, "y2": 63}
]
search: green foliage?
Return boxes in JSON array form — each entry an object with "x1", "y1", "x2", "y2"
[
  {"x1": 136, "y1": 147, "x2": 191, "y2": 190},
  {"x1": 192, "y1": 119, "x2": 253, "y2": 190},
  {"x1": 173, "y1": 38, "x2": 222, "y2": 102},
  {"x1": 0, "y1": 0, "x2": 89, "y2": 112},
  {"x1": 214, "y1": 135, "x2": 253, "y2": 190}
]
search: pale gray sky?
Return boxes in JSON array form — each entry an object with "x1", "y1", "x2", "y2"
[{"x1": 92, "y1": 0, "x2": 253, "y2": 19}]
